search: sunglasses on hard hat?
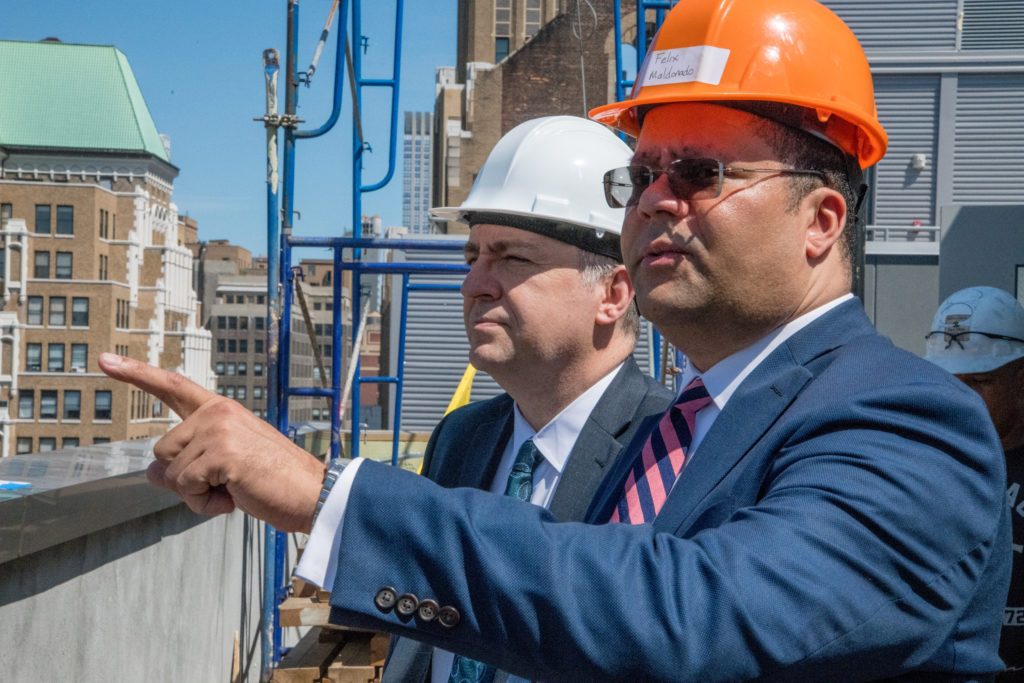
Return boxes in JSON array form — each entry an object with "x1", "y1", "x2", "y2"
[
  {"x1": 926, "y1": 330, "x2": 1024, "y2": 350},
  {"x1": 602, "y1": 157, "x2": 827, "y2": 209}
]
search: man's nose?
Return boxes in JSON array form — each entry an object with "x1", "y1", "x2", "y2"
[
  {"x1": 636, "y1": 171, "x2": 689, "y2": 218},
  {"x1": 461, "y1": 260, "x2": 499, "y2": 300}
]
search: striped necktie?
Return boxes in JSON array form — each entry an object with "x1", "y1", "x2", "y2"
[
  {"x1": 609, "y1": 377, "x2": 712, "y2": 524},
  {"x1": 448, "y1": 439, "x2": 543, "y2": 683}
]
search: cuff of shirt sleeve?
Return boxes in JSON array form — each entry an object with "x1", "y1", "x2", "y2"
[{"x1": 294, "y1": 457, "x2": 365, "y2": 589}]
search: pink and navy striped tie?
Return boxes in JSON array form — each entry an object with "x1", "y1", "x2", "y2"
[{"x1": 609, "y1": 377, "x2": 712, "y2": 524}]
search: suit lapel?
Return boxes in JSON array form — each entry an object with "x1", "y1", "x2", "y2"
[
  {"x1": 651, "y1": 354, "x2": 811, "y2": 534},
  {"x1": 550, "y1": 358, "x2": 647, "y2": 521},
  {"x1": 458, "y1": 409, "x2": 513, "y2": 490},
  {"x1": 652, "y1": 299, "x2": 873, "y2": 534}
]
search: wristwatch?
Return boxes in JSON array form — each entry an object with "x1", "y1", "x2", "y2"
[{"x1": 312, "y1": 457, "x2": 352, "y2": 527}]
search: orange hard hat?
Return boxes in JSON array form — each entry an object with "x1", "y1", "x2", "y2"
[{"x1": 590, "y1": 0, "x2": 888, "y2": 168}]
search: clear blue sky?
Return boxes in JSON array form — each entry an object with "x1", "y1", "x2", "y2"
[{"x1": 2, "y1": 0, "x2": 457, "y2": 256}]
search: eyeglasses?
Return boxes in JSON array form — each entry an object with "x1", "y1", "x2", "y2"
[
  {"x1": 602, "y1": 157, "x2": 827, "y2": 209},
  {"x1": 926, "y1": 330, "x2": 1024, "y2": 350}
]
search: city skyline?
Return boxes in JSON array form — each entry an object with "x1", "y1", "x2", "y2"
[{"x1": 1, "y1": 1, "x2": 457, "y2": 256}]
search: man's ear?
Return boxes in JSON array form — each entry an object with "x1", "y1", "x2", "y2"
[
  {"x1": 804, "y1": 187, "x2": 847, "y2": 261},
  {"x1": 595, "y1": 264, "x2": 635, "y2": 325}
]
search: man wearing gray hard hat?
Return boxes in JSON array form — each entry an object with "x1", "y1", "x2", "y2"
[{"x1": 925, "y1": 285, "x2": 1024, "y2": 675}]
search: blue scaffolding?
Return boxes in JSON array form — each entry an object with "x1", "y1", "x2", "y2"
[{"x1": 257, "y1": 1, "x2": 678, "y2": 677}]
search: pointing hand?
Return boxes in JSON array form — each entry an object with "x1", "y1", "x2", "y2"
[{"x1": 98, "y1": 353, "x2": 327, "y2": 532}]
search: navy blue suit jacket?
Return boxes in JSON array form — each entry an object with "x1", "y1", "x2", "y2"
[
  {"x1": 381, "y1": 357, "x2": 673, "y2": 681},
  {"x1": 330, "y1": 300, "x2": 1011, "y2": 681}
]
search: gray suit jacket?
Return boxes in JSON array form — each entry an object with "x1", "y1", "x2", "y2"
[{"x1": 381, "y1": 356, "x2": 672, "y2": 682}]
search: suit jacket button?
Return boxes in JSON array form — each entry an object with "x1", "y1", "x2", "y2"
[
  {"x1": 374, "y1": 586, "x2": 398, "y2": 613},
  {"x1": 396, "y1": 593, "x2": 419, "y2": 618},
  {"x1": 438, "y1": 605, "x2": 461, "y2": 628},
  {"x1": 416, "y1": 599, "x2": 439, "y2": 622}
]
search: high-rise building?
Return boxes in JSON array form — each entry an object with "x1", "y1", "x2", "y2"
[
  {"x1": 0, "y1": 39, "x2": 213, "y2": 456},
  {"x1": 432, "y1": 1, "x2": 627, "y2": 232},
  {"x1": 403, "y1": 112, "x2": 434, "y2": 234}
]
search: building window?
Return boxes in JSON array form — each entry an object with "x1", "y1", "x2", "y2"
[
  {"x1": 38, "y1": 437, "x2": 57, "y2": 452},
  {"x1": 71, "y1": 297, "x2": 89, "y2": 326},
  {"x1": 40, "y1": 390, "x2": 58, "y2": 419},
  {"x1": 26, "y1": 343, "x2": 42, "y2": 371},
  {"x1": 217, "y1": 385, "x2": 225, "y2": 395},
  {"x1": 95, "y1": 390, "x2": 112, "y2": 420},
  {"x1": 258, "y1": 295, "x2": 265, "y2": 304},
  {"x1": 240, "y1": 339, "x2": 248, "y2": 353},
  {"x1": 56, "y1": 252, "x2": 73, "y2": 279},
  {"x1": 71, "y1": 344, "x2": 87, "y2": 371},
  {"x1": 99, "y1": 209, "x2": 109, "y2": 239},
  {"x1": 34, "y1": 251, "x2": 50, "y2": 278},
  {"x1": 218, "y1": 316, "x2": 227, "y2": 330},
  {"x1": 228, "y1": 339, "x2": 237, "y2": 353},
  {"x1": 495, "y1": 37, "x2": 510, "y2": 63},
  {"x1": 27, "y1": 296, "x2": 44, "y2": 325},
  {"x1": 98, "y1": 254, "x2": 108, "y2": 279},
  {"x1": 254, "y1": 362, "x2": 264, "y2": 377},
  {"x1": 16, "y1": 437, "x2": 32, "y2": 454},
  {"x1": 255, "y1": 316, "x2": 265, "y2": 331},
  {"x1": 56, "y1": 205, "x2": 74, "y2": 235},
  {"x1": 18, "y1": 390, "x2": 34, "y2": 419},
  {"x1": 239, "y1": 316, "x2": 248, "y2": 330},
  {"x1": 229, "y1": 317, "x2": 238, "y2": 330},
  {"x1": 253, "y1": 386, "x2": 263, "y2": 400},
  {"x1": 226, "y1": 386, "x2": 236, "y2": 399},
  {"x1": 35, "y1": 205, "x2": 51, "y2": 234},
  {"x1": 255, "y1": 339, "x2": 264, "y2": 353},
  {"x1": 47, "y1": 343, "x2": 64, "y2": 372},
  {"x1": 215, "y1": 362, "x2": 224, "y2": 375},
  {"x1": 217, "y1": 339, "x2": 226, "y2": 353},
  {"x1": 63, "y1": 437, "x2": 80, "y2": 448},
  {"x1": 227, "y1": 363, "x2": 236, "y2": 376},
  {"x1": 525, "y1": 0, "x2": 542, "y2": 36},
  {"x1": 64, "y1": 390, "x2": 81, "y2": 419},
  {"x1": 238, "y1": 362, "x2": 247, "y2": 376},
  {"x1": 49, "y1": 296, "x2": 66, "y2": 326}
]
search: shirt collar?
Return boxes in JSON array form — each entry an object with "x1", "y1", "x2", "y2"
[
  {"x1": 678, "y1": 294, "x2": 854, "y2": 410},
  {"x1": 511, "y1": 361, "x2": 625, "y2": 474}
]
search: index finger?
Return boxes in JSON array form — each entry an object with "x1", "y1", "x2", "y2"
[{"x1": 98, "y1": 352, "x2": 216, "y2": 419}]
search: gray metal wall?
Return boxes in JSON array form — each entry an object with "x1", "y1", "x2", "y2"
[{"x1": 823, "y1": 0, "x2": 1024, "y2": 353}]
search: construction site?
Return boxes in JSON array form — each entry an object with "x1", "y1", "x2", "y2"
[{"x1": 1, "y1": 0, "x2": 1023, "y2": 681}]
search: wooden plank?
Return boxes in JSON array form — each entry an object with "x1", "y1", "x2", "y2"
[
  {"x1": 369, "y1": 633, "x2": 390, "y2": 667},
  {"x1": 326, "y1": 635, "x2": 377, "y2": 683},
  {"x1": 278, "y1": 596, "x2": 332, "y2": 628},
  {"x1": 273, "y1": 627, "x2": 346, "y2": 683}
]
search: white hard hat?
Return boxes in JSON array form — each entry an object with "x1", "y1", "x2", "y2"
[
  {"x1": 923, "y1": 286, "x2": 1024, "y2": 375},
  {"x1": 430, "y1": 116, "x2": 632, "y2": 261}
]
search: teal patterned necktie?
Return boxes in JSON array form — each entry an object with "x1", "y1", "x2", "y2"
[{"x1": 447, "y1": 439, "x2": 543, "y2": 683}]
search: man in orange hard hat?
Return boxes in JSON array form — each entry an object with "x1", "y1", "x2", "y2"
[{"x1": 101, "y1": 0, "x2": 1011, "y2": 679}]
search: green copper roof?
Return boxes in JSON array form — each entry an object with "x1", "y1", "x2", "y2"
[{"x1": 0, "y1": 40, "x2": 169, "y2": 162}]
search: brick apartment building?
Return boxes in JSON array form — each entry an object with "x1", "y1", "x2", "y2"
[{"x1": 0, "y1": 39, "x2": 213, "y2": 456}]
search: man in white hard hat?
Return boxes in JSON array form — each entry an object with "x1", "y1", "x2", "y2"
[
  {"x1": 98, "y1": 0, "x2": 1009, "y2": 679},
  {"x1": 925, "y1": 286, "x2": 1024, "y2": 675},
  {"x1": 381, "y1": 116, "x2": 672, "y2": 683}
]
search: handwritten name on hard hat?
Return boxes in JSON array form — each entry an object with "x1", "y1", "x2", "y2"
[{"x1": 640, "y1": 46, "x2": 730, "y2": 88}]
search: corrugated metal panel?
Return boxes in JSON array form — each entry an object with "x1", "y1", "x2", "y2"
[
  {"x1": 395, "y1": 241, "x2": 658, "y2": 433},
  {"x1": 953, "y1": 74, "x2": 1024, "y2": 204},
  {"x1": 871, "y1": 76, "x2": 940, "y2": 226},
  {"x1": 820, "y1": 1, "x2": 958, "y2": 49},
  {"x1": 961, "y1": 0, "x2": 1024, "y2": 50}
]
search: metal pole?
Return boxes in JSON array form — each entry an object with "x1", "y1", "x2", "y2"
[{"x1": 259, "y1": 46, "x2": 280, "y2": 682}]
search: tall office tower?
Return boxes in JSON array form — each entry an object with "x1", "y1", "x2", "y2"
[
  {"x1": 432, "y1": 0, "x2": 630, "y2": 232},
  {"x1": 403, "y1": 112, "x2": 434, "y2": 235},
  {"x1": 0, "y1": 39, "x2": 213, "y2": 456}
]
